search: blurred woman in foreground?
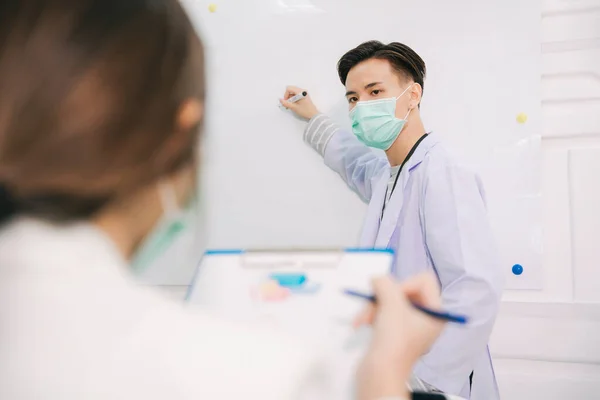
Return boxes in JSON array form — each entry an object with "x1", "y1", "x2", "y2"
[{"x1": 0, "y1": 1, "x2": 444, "y2": 399}]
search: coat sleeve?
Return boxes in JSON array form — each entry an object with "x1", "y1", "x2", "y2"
[
  {"x1": 414, "y1": 160, "x2": 504, "y2": 395},
  {"x1": 304, "y1": 114, "x2": 388, "y2": 203}
]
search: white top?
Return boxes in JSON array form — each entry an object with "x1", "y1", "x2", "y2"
[
  {"x1": 382, "y1": 165, "x2": 401, "y2": 218},
  {"x1": 0, "y1": 217, "x2": 331, "y2": 400}
]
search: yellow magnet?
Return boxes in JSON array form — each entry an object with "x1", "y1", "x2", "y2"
[
  {"x1": 516, "y1": 112, "x2": 528, "y2": 124},
  {"x1": 208, "y1": 3, "x2": 217, "y2": 12}
]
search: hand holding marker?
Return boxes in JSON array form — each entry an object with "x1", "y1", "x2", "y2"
[
  {"x1": 280, "y1": 86, "x2": 320, "y2": 120},
  {"x1": 287, "y1": 90, "x2": 307, "y2": 104},
  {"x1": 279, "y1": 90, "x2": 307, "y2": 110}
]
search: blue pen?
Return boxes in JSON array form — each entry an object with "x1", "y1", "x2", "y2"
[{"x1": 343, "y1": 289, "x2": 468, "y2": 325}]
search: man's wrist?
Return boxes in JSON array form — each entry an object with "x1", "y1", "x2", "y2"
[{"x1": 306, "y1": 111, "x2": 321, "y2": 121}]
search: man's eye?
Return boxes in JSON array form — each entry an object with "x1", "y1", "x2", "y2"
[
  {"x1": 348, "y1": 97, "x2": 358, "y2": 103},
  {"x1": 371, "y1": 90, "x2": 381, "y2": 96}
]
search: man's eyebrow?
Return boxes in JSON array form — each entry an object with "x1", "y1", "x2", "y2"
[
  {"x1": 364, "y1": 82, "x2": 382, "y2": 89},
  {"x1": 345, "y1": 82, "x2": 383, "y2": 96}
]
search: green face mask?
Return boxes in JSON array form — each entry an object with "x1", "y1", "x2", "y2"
[
  {"x1": 130, "y1": 182, "x2": 195, "y2": 273},
  {"x1": 350, "y1": 83, "x2": 414, "y2": 150}
]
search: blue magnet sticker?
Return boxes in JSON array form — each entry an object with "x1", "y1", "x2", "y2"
[
  {"x1": 512, "y1": 264, "x2": 523, "y2": 276},
  {"x1": 269, "y1": 273, "x2": 306, "y2": 288}
]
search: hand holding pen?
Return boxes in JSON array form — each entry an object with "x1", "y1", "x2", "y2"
[
  {"x1": 345, "y1": 289, "x2": 467, "y2": 324},
  {"x1": 355, "y1": 273, "x2": 448, "y2": 400}
]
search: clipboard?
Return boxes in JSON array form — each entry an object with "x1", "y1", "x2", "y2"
[
  {"x1": 186, "y1": 248, "x2": 393, "y2": 342},
  {"x1": 186, "y1": 249, "x2": 393, "y2": 397}
]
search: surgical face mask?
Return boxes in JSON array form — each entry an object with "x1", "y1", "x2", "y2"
[
  {"x1": 350, "y1": 84, "x2": 414, "y2": 150},
  {"x1": 130, "y1": 182, "x2": 196, "y2": 273}
]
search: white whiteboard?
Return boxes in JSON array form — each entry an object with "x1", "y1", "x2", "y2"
[{"x1": 146, "y1": 0, "x2": 542, "y2": 289}]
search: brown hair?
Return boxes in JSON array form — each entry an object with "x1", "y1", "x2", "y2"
[
  {"x1": 0, "y1": 0, "x2": 205, "y2": 223},
  {"x1": 337, "y1": 41, "x2": 426, "y2": 97}
]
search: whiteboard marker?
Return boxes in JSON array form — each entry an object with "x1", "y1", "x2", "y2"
[
  {"x1": 287, "y1": 91, "x2": 307, "y2": 103},
  {"x1": 279, "y1": 91, "x2": 307, "y2": 110}
]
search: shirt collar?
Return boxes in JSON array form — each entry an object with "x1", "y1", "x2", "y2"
[{"x1": 405, "y1": 132, "x2": 439, "y2": 172}]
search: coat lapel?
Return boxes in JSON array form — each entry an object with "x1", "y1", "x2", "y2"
[{"x1": 374, "y1": 134, "x2": 439, "y2": 248}]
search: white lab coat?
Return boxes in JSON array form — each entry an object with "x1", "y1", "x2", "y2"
[
  {"x1": 0, "y1": 217, "x2": 331, "y2": 400},
  {"x1": 304, "y1": 115, "x2": 504, "y2": 400}
]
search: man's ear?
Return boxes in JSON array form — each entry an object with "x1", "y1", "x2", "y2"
[{"x1": 410, "y1": 83, "x2": 423, "y2": 109}]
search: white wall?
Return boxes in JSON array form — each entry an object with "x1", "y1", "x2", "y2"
[{"x1": 491, "y1": 1, "x2": 600, "y2": 398}]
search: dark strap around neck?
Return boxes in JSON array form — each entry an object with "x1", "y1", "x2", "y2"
[{"x1": 389, "y1": 133, "x2": 428, "y2": 195}]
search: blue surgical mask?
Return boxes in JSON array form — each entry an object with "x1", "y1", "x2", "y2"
[
  {"x1": 131, "y1": 182, "x2": 195, "y2": 272},
  {"x1": 350, "y1": 84, "x2": 414, "y2": 150}
]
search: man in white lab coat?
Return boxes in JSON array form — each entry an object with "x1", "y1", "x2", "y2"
[{"x1": 281, "y1": 41, "x2": 504, "y2": 400}]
